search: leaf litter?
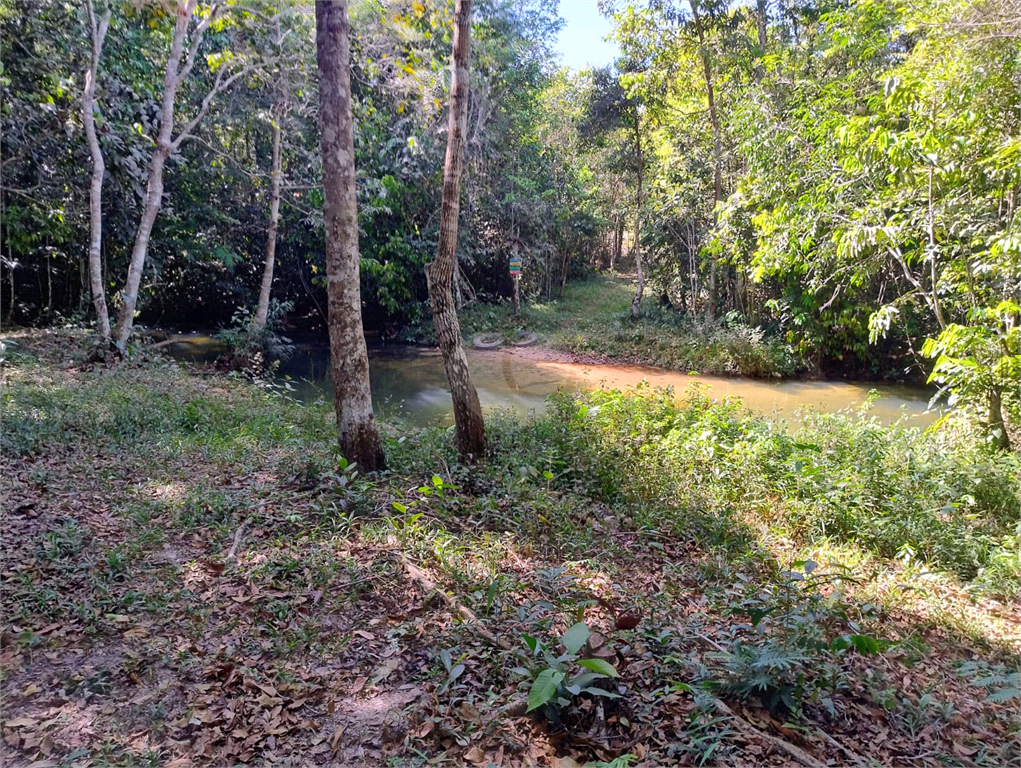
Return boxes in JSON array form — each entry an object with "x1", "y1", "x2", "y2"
[{"x1": 1, "y1": 332, "x2": 1019, "y2": 767}]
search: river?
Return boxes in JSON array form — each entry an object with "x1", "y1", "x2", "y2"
[{"x1": 166, "y1": 337, "x2": 937, "y2": 427}]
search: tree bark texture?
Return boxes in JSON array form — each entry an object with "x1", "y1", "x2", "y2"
[
  {"x1": 630, "y1": 114, "x2": 645, "y2": 321},
  {"x1": 315, "y1": 0, "x2": 386, "y2": 472},
  {"x1": 83, "y1": 0, "x2": 112, "y2": 341},
  {"x1": 426, "y1": 0, "x2": 486, "y2": 462},
  {"x1": 254, "y1": 105, "x2": 283, "y2": 330},
  {"x1": 988, "y1": 387, "x2": 1011, "y2": 451}
]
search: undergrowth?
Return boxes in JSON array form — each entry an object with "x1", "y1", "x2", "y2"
[{"x1": 2, "y1": 329, "x2": 1019, "y2": 766}]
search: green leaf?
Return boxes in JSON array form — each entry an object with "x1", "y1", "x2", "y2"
[
  {"x1": 561, "y1": 622, "x2": 590, "y2": 655},
  {"x1": 577, "y1": 658, "x2": 619, "y2": 678},
  {"x1": 581, "y1": 686, "x2": 621, "y2": 698},
  {"x1": 523, "y1": 634, "x2": 539, "y2": 655},
  {"x1": 527, "y1": 669, "x2": 564, "y2": 712},
  {"x1": 848, "y1": 634, "x2": 880, "y2": 655}
]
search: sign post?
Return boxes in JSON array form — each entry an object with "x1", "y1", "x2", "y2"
[{"x1": 509, "y1": 254, "x2": 521, "y2": 315}]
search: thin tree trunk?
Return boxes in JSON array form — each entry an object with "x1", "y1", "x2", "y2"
[
  {"x1": 114, "y1": 0, "x2": 244, "y2": 350},
  {"x1": 611, "y1": 215, "x2": 623, "y2": 272},
  {"x1": 927, "y1": 166, "x2": 946, "y2": 330},
  {"x1": 315, "y1": 0, "x2": 386, "y2": 472},
  {"x1": 688, "y1": 220, "x2": 699, "y2": 315},
  {"x1": 426, "y1": 0, "x2": 486, "y2": 462},
  {"x1": 113, "y1": 2, "x2": 189, "y2": 350},
  {"x1": 83, "y1": 0, "x2": 112, "y2": 341},
  {"x1": 253, "y1": 105, "x2": 283, "y2": 330},
  {"x1": 756, "y1": 0, "x2": 767, "y2": 52},
  {"x1": 690, "y1": 0, "x2": 722, "y2": 318},
  {"x1": 630, "y1": 114, "x2": 645, "y2": 320}
]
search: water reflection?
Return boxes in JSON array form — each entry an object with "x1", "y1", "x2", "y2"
[{"x1": 166, "y1": 337, "x2": 937, "y2": 428}]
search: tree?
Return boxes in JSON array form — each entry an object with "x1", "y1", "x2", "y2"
[
  {"x1": 425, "y1": 0, "x2": 487, "y2": 463},
  {"x1": 687, "y1": 0, "x2": 723, "y2": 316},
  {"x1": 82, "y1": 0, "x2": 113, "y2": 343},
  {"x1": 314, "y1": 0, "x2": 386, "y2": 472},
  {"x1": 113, "y1": 0, "x2": 250, "y2": 351}
]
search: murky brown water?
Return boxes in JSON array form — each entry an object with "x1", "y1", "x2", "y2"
[{"x1": 167, "y1": 337, "x2": 937, "y2": 427}]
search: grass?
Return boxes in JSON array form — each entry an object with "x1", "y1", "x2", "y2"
[
  {"x1": 1, "y1": 328, "x2": 1018, "y2": 767},
  {"x1": 408, "y1": 276, "x2": 798, "y2": 378}
]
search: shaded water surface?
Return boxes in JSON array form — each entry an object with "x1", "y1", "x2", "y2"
[{"x1": 167, "y1": 336, "x2": 937, "y2": 427}]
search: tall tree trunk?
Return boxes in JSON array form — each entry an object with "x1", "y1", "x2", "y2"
[
  {"x1": 83, "y1": 0, "x2": 112, "y2": 341},
  {"x1": 426, "y1": 0, "x2": 486, "y2": 462},
  {"x1": 253, "y1": 105, "x2": 283, "y2": 330},
  {"x1": 690, "y1": 0, "x2": 722, "y2": 318},
  {"x1": 630, "y1": 114, "x2": 645, "y2": 320},
  {"x1": 315, "y1": 0, "x2": 386, "y2": 472},
  {"x1": 756, "y1": 0, "x2": 767, "y2": 52}
]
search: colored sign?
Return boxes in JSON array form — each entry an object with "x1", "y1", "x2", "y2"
[{"x1": 509, "y1": 257, "x2": 522, "y2": 276}]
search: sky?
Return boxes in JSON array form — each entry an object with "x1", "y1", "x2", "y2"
[{"x1": 555, "y1": 1, "x2": 620, "y2": 71}]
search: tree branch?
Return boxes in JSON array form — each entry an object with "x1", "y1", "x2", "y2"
[{"x1": 171, "y1": 64, "x2": 253, "y2": 151}]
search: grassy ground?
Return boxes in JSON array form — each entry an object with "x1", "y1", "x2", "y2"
[
  {"x1": 2, "y1": 328, "x2": 1019, "y2": 768},
  {"x1": 441, "y1": 277, "x2": 797, "y2": 378}
]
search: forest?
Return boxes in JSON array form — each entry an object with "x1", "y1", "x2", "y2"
[{"x1": 1, "y1": 0, "x2": 1019, "y2": 766}]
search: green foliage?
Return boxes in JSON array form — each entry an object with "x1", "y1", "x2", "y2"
[
  {"x1": 214, "y1": 300, "x2": 295, "y2": 375},
  {"x1": 922, "y1": 301, "x2": 1021, "y2": 441},
  {"x1": 700, "y1": 562, "x2": 881, "y2": 717},
  {"x1": 532, "y1": 387, "x2": 1021, "y2": 594},
  {"x1": 957, "y1": 661, "x2": 1021, "y2": 704},
  {"x1": 519, "y1": 621, "x2": 620, "y2": 716}
]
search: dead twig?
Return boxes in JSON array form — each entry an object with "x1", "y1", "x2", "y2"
[
  {"x1": 712, "y1": 698, "x2": 826, "y2": 768},
  {"x1": 813, "y1": 728, "x2": 868, "y2": 765},
  {"x1": 402, "y1": 557, "x2": 512, "y2": 651}
]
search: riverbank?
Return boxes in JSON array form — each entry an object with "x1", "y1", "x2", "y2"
[
  {"x1": 2, "y1": 328, "x2": 1019, "y2": 767},
  {"x1": 443, "y1": 276, "x2": 800, "y2": 379}
]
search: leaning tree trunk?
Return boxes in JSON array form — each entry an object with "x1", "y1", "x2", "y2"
[
  {"x1": 253, "y1": 105, "x2": 283, "y2": 330},
  {"x1": 83, "y1": 0, "x2": 112, "y2": 342},
  {"x1": 630, "y1": 115, "x2": 645, "y2": 321},
  {"x1": 426, "y1": 0, "x2": 486, "y2": 462},
  {"x1": 315, "y1": 0, "x2": 386, "y2": 472}
]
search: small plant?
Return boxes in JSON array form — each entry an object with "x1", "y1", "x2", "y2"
[
  {"x1": 702, "y1": 561, "x2": 881, "y2": 717},
  {"x1": 958, "y1": 661, "x2": 1021, "y2": 703},
  {"x1": 518, "y1": 621, "x2": 620, "y2": 715},
  {"x1": 214, "y1": 300, "x2": 294, "y2": 376}
]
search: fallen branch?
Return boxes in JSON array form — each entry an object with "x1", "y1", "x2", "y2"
[
  {"x1": 814, "y1": 727, "x2": 868, "y2": 766},
  {"x1": 402, "y1": 557, "x2": 512, "y2": 651},
  {"x1": 712, "y1": 699, "x2": 826, "y2": 768},
  {"x1": 227, "y1": 517, "x2": 254, "y2": 561}
]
